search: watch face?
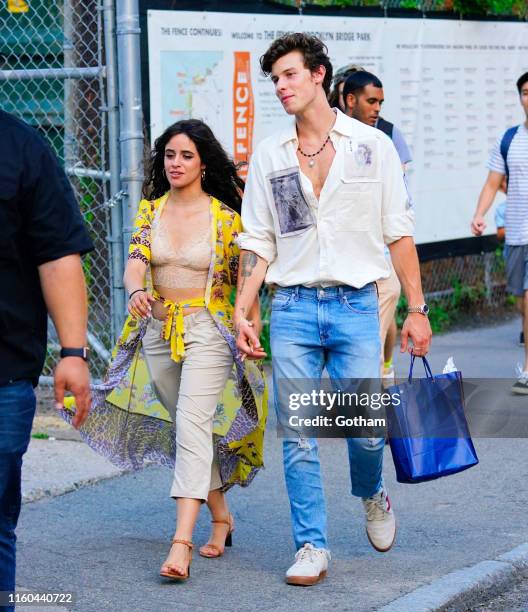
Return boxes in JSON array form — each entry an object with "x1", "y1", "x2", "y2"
[{"x1": 422, "y1": 304, "x2": 430, "y2": 315}]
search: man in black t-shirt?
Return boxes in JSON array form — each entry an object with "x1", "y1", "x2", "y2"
[{"x1": 0, "y1": 110, "x2": 94, "y2": 606}]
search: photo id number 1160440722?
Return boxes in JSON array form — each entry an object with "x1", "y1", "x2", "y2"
[{"x1": 0, "y1": 591, "x2": 75, "y2": 606}]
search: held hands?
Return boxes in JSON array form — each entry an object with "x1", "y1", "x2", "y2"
[
  {"x1": 235, "y1": 317, "x2": 267, "y2": 361},
  {"x1": 400, "y1": 313, "x2": 432, "y2": 357},
  {"x1": 128, "y1": 289, "x2": 156, "y2": 319},
  {"x1": 471, "y1": 215, "x2": 486, "y2": 237},
  {"x1": 54, "y1": 357, "x2": 91, "y2": 429}
]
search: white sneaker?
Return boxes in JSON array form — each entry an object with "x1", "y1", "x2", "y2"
[
  {"x1": 285, "y1": 543, "x2": 330, "y2": 586},
  {"x1": 382, "y1": 364, "x2": 396, "y2": 389},
  {"x1": 362, "y1": 487, "x2": 396, "y2": 552},
  {"x1": 512, "y1": 364, "x2": 528, "y2": 395}
]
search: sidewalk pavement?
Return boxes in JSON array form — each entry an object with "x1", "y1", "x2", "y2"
[
  {"x1": 16, "y1": 317, "x2": 528, "y2": 611},
  {"x1": 22, "y1": 436, "x2": 124, "y2": 504}
]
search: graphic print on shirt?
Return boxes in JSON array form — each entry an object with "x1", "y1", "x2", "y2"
[
  {"x1": 344, "y1": 139, "x2": 379, "y2": 180},
  {"x1": 268, "y1": 167, "x2": 314, "y2": 237}
]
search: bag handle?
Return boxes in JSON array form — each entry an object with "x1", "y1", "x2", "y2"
[{"x1": 408, "y1": 354, "x2": 433, "y2": 382}]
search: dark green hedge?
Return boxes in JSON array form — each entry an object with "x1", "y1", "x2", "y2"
[{"x1": 270, "y1": 0, "x2": 528, "y2": 18}]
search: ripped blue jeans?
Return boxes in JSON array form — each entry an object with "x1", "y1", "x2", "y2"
[{"x1": 270, "y1": 285, "x2": 383, "y2": 550}]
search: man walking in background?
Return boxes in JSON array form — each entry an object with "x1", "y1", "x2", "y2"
[
  {"x1": 471, "y1": 72, "x2": 528, "y2": 393},
  {"x1": 330, "y1": 65, "x2": 412, "y2": 168},
  {"x1": 0, "y1": 110, "x2": 93, "y2": 609}
]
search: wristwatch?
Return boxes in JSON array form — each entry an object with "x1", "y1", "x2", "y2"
[
  {"x1": 60, "y1": 347, "x2": 90, "y2": 361},
  {"x1": 407, "y1": 304, "x2": 429, "y2": 316}
]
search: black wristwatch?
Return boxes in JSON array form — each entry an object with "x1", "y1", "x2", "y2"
[{"x1": 60, "y1": 347, "x2": 90, "y2": 361}]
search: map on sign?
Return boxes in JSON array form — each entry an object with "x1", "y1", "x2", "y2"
[{"x1": 160, "y1": 50, "x2": 224, "y2": 135}]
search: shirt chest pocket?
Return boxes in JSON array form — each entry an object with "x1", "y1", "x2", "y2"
[{"x1": 335, "y1": 183, "x2": 376, "y2": 232}]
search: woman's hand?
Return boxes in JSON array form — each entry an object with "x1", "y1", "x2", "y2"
[{"x1": 128, "y1": 290, "x2": 156, "y2": 319}]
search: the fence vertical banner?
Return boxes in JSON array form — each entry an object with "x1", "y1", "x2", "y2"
[
  {"x1": 233, "y1": 51, "x2": 254, "y2": 179},
  {"x1": 102, "y1": 0, "x2": 125, "y2": 341}
]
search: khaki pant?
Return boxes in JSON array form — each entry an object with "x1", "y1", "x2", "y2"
[
  {"x1": 142, "y1": 310, "x2": 233, "y2": 501},
  {"x1": 377, "y1": 260, "x2": 401, "y2": 368}
]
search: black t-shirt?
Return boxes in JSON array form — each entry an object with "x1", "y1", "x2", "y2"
[{"x1": 0, "y1": 111, "x2": 94, "y2": 385}]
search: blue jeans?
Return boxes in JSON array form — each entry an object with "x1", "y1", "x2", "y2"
[
  {"x1": 270, "y1": 285, "x2": 383, "y2": 550},
  {"x1": 0, "y1": 380, "x2": 36, "y2": 607}
]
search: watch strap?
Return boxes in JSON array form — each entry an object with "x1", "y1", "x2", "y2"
[{"x1": 60, "y1": 347, "x2": 89, "y2": 361}]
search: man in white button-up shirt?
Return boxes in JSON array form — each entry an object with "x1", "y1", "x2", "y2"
[{"x1": 234, "y1": 33, "x2": 432, "y2": 586}]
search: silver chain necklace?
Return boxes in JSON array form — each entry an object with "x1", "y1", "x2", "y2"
[{"x1": 297, "y1": 134, "x2": 331, "y2": 168}]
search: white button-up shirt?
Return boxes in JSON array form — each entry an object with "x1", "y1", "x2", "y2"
[{"x1": 238, "y1": 109, "x2": 414, "y2": 288}]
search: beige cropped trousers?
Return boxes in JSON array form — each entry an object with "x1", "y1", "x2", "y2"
[
  {"x1": 142, "y1": 310, "x2": 233, "y2": 501},
  {"x1": 377, "y1": 259, "x2": 401, "y2": 368}
]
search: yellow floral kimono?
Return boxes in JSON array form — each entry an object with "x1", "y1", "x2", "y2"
[{"x1": 64, "y1": 194, "x2": 268, "y2": 491}]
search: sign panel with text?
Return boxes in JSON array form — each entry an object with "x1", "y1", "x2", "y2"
[{"x1": 147, "y1": 10, "x2": 528, "y2": 244}]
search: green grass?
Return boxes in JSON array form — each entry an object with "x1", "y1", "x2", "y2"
[{"x1": 31, "y1": 432, "x2": 50, "y2": 440}]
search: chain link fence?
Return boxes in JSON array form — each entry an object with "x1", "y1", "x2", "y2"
[
  {"x1": 400, "y1": 249, "x2": 514, "y2": 333},
  {"x1": 1, "y1": 0, "x2": 114, "y2": 379}
]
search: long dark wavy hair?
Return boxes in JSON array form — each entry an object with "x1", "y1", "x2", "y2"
[{"x1": 143, "y1": 119, "x2": 244, "y2": 213}]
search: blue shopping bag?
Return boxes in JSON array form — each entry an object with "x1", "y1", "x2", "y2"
[{"x1": 387, "y1": 355, "x2": 479, "y2": 484}]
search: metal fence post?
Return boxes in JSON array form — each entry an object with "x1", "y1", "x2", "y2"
[
  {"x1": 116, "y1": 0, "x2": 144, "y2": 266},
  {"x1": 102, "y1": 0, "x2": 125, "y2": 340},
  {"x1": 63, "y1": 0, "x2": 76, "y2": 168}
]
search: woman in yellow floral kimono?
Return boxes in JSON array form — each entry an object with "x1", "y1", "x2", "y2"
[{"x1": 64, "y1": 120, "x2": 267, "y2": 581}]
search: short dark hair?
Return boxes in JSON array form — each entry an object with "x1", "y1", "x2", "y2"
[
  {"x1": 328, "y1": 64, "x2": 365, "y2": 107},
  {"x1": 342, "y1": 71, "x2": 383, "y2": 104},
  {"x1": 517, "y1": 72, "x2": 528, "y2": 94},
  {"x1": 260, "y1": 33, "x2": 333, "y2": 95}
]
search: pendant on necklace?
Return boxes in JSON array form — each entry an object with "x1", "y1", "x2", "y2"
[{"x1": 309, "y1": 159, "x2": 315, "y2": 168}]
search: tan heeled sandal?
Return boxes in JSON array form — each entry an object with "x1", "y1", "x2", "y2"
[
  {"x1": 159, "y1": 538, "x2": 193, "y2": 581},
  {"x1": 199, "y1": 514, "x2": 234, "y2": 558}
]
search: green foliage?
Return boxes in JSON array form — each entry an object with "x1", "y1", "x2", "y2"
[
  {"x1": 270, "y1": 0, "x2": 524, "y2": 12},
  {"x1": 397, "y1": 275, "x2": 497, "y2": 334},
  {"x1": 427, "y1": 301, "x2": 451, "y2": 333},
  {"x1": 260, "y1": 318, "x2": 272, "y2": 361},
  {"x1": 452, "y1": 0, "x2": 490, "y2": 13},
  {"x1": 450, "y1": 278, "x2": 486, "y2": 311},
  {"x1": 488, "y1": 0, "x2": 514, "y2": 13},
  {"x1": 31, "y1": 432, "x2": 50, "y2": 440}
]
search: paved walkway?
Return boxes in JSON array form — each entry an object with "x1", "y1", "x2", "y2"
[{"x1": 16, "y1": 317, "x2": 528, "y2": 611}]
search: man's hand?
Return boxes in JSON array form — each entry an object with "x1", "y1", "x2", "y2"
[
  {"x1": 471, "y1": 215, "x2": 486, "y2": 236},
  {"x1": 400, "y1": 313, "x2": 432, "y2": 357},
  {"x1": 54, "y1": 357, "x2": 91, "y2": 429},
  {"x1": 235, "y1": 318, "x2": 267, "y2": 361}
]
